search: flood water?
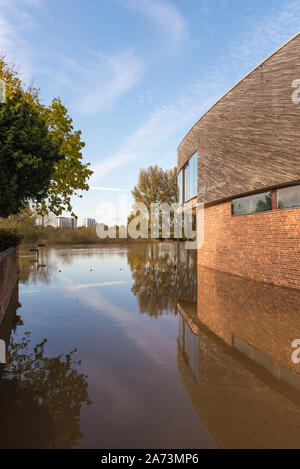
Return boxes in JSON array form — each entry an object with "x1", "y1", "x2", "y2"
[{"x1": 1, "y1": 242, "x2": 300, "y2": 449}]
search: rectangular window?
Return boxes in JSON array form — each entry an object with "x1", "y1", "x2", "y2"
[
  {"x1": 190, "y1": 156, "x2": 194, "y2": 199},
  {"x1": 185, "y1": 161, "x2": 190, "y2": 202},
  {"x1": 177, "y1": 170, "x2": 183, "y2": 205},
  {"x1": 277, "y1": 185, "x2": 300, "y2": 209},
  {"x1": 193, "y1": 152, "x2": 197, "y2": 197},
  {"x1": 232, "y1": 191, "x2": 272, "y2": 216},
  {"x1": 178, "y1": 151, "x2": 198, "y2": 206},
  {"x1": 190, "y1": 155, "x2": 193, "y2": 200}
]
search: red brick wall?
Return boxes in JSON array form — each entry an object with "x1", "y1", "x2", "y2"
[
  {"x1": 198, "y1": 201, "x2": 300, "y2": 289},
  {"x1": 0, "y1": 247, "x2": 18, "y2": 322},
  {"x1": 197, "y1": 265, "x2": 300, "y2": 373}
]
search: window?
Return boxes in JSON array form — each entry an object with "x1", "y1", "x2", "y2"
[
  {"x1": 185, "y1": 161, "x2": 190, "y2": 202},
  {"x1": 232, "y1": 191, "x2": 272, "y2": 216},
  {"x1": 177, "y1": 151, "x2": 197, "y2": 205},
  {"x1": 277, "y1": 185, "x2": 300, "y2": 209},
  {"x1": 178, "y1": 170, "x2": 183, "y2": 206},
  {"x1": 193, "y1": 152, "x2": 197, "y2": 196}
]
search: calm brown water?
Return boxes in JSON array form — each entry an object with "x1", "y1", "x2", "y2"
[{"x1": 1, "y1": 242, "x2": 300, "y2": 449}]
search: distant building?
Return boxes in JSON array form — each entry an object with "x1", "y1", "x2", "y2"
[
  {"x1": 82, "y1": 218, "x2": 96, "y2": 227},
  {"x1": 55, "y1": 217, "x2": 77, "y2": 229}
]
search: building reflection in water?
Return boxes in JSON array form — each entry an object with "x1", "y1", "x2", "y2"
[
  {"x1": 5, "y1": 243, "x2": 300, "y2": 448},
  {"x1": 0, "y1": 282, "x2": 91, "y2": 449},
  {"x1": 128, "y1": 243, "x2": 197, "y2": 318},
  {"x1": 178, "y1": 266, "x2": 300, "y2": 448}
]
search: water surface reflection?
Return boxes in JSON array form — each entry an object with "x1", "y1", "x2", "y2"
[
  {"x1": 1, "y1": 243, "x2": 300, "y2": 448},
  {"x1": 178, "y1": 265, "x2": 300, "y2": 448},
  {"x1": 128, "y1": 243, "x2": 196, "y2": 317},
  {"x1": 6, "y1": 243, "x2": 214, "y2": 449}
]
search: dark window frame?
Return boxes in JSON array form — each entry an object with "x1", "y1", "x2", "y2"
[
  {"x1": 232, "y1": 191, "x2": 272, "y2": 217},
  {"x1": 178, "y1": 151, "x2": 197, "y2": 206},
  {"x1": 277, "y1": 184, "x2": 300, "y2": 210},
  {"x1": 231, "y1": 184, "x2": 300, "y2": 217}
]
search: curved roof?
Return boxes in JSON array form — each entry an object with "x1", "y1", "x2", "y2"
[{"x1": 178, "y1": 31, "x2": 300, "y2": 151}]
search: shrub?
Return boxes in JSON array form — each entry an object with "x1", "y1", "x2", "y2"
[{"x1": 0, "y1": 229, "x2": 20, "y2": 252}]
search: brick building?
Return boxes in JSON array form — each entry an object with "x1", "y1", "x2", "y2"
[{"x1": 177, "y1": 33, "x2": 300, "y2": 289}]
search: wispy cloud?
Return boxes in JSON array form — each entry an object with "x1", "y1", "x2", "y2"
[
  {"x1": 91, "y1": 82, "x2": 221, "y2": 182},
  {"x1": 229, "y1": 1, "x2": 300, "y2": 73},
  {"x1": 0, "y1": 0, "x2": 42, "y2": 83},
  {"x1": 92, "y1": 0, "x2": 300, "y2": 182},
  {"x1": 27, "y1": 46, "x2": 144, "y2": 114},
  {"x1": 0, "y1": 1, "x2": 144, "y2": 114},
  {"x1": 62, "y1": 277, "x2": 175, "y2": 369},
  {"x1": 21, "y1": 289, "x2": 40, "y2": 294},
  {"x1": 137, "y1": 89, "x2": 153, "y2": 104},
  {"x1": 201, "y1": 0, "x2": 210, "y2": 15},
  {"x1": 65, "y1": 281, "x2": 125, "y2": 290},
  {"x1": 76, "y1": 50, "x2": 143, "y2": 115},
  {"x1": 125, "y1": 0, "x2": 188, "y2": 50},
  {"x1": 0, "y1": 0, "x2": 184, "y2": 116}
]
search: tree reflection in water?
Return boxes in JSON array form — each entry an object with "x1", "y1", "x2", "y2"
[
  {"x1": 18, "y1": 246, "x2": 58, "y2": 285},
  {"x1": 0, "y1": 322, "x2": 91, "y2": 448},
  {"x1": 127, "y1": 242, "x2": 197, "y2": 318}
]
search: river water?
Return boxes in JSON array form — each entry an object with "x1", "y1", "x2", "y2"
[{"x1": 1, "y1": 242, "x2": 300, "y2": 449}]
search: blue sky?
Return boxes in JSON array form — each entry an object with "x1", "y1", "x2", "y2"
[{"x1": 1, "y1": 0, "x2": 300, "y2": 224}]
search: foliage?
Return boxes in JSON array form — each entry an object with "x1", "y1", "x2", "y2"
[
  {"x1": 127, "y1": 243, "x2": 197, "y2": 318},
  {"x1": 256, "y1": 194, "x2": 272, "y2": 212},
  {"x1": 0, "y1": 228, "x2": 20, "y2": 251},
  {"x1": 0, "y1": 55, "x2": 92, "y2": 218},
  {"x1": 0, "y1": 206, "x2": 41, "y2": 243},
  {"x1": 131, "y1": 165, "x2": 178, "y2": 212},
  {"x1": 1, "y1": 331, "x2": 91, "y2": 448},
  {"x1": 33, "y1": 97, "x2": 93, "y2": 217},
  {"x1": 0, "y1": 206, "x2": 160, "y2": 244},
  {"x1": 128, "y1": 165, "x2": 178, "y2": 237},
  {"x1": 0, "y1": 90, "x2": 63, "y2": 217},
  {"x1": 0, "y1": 212, "x2": 142, "y2": 244},
  {"x1": 0, "y1": 56, "x2": 22, "y2": 94}
]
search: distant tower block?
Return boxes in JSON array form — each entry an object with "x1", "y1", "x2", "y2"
[{"x1": 83, "y1": 218, "x2": 96, "y2": 227}]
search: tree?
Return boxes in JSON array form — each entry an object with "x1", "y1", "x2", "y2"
[
  {"x1": 2, "y1": 332, "x2": 91, "y2": 448},
  {"x1": 0, "y1": 90, "x2": 63, "y2": 217},
  {"x1": 33, "y1": 97, "x2": 92, "y2": 218},
  {"x1": 127, "y1": 243, "x2": 197, "y2": 318},
  {"x1": 131, "y1": 165, "x2": 177, "y2": 212},
  {"x1": 129, "y1": 165, "x2": 178, "y2": 237},
  {"x1": 0, "y1": 56, "x2": 92, "y2": 218}
]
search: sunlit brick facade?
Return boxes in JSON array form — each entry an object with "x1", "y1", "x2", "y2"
[{"x1": 177, "y1": 33, "x2": 300, "y2": 289}]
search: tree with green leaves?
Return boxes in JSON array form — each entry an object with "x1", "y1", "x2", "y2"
[
  {"x1": 33, "y1": 96, "x2": 92, "y2": 217},
  {"x1": 0, "y1": 56, "x2": 92, "y2": 218},
  {"x1": 1, "y1": 331, "x2": 91, "y2": 448},
  {"x1": 0, "y1": 90, "x2": 63, "y2": 217}
]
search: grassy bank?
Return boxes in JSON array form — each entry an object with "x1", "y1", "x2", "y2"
[
  {"x1": 0, "y1": 229, "x2": 20, "y2": 251},
  {"x1": 0, "y1": 220, "x2": 185, "y2": 246}
]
